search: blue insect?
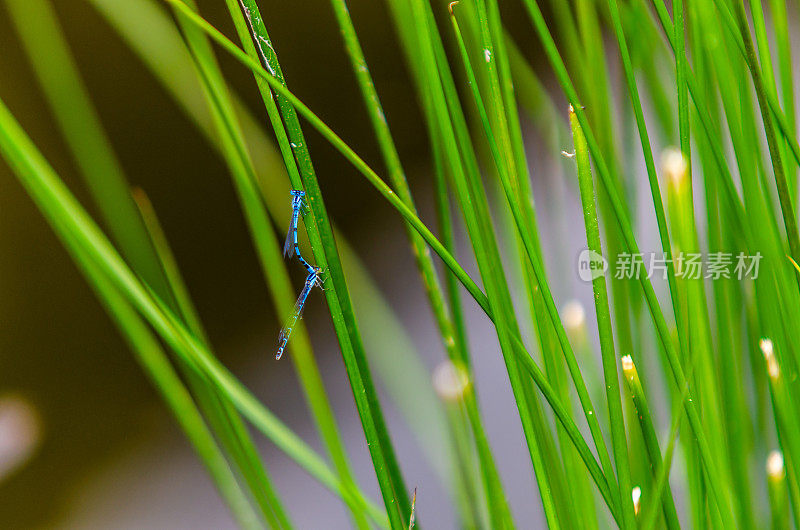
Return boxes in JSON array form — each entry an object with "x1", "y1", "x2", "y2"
[
  {"x1": 284, "y1": 190, "x2": 316, "y2": 275},
  {"x1": 276, "y1": 266, "x2": 324, "y2": 360}
]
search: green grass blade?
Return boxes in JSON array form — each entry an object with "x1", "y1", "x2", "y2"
[
  {"x1": 767, "y1": 451, "x2": 791, "y2": 530},
  {"x1": 326, "y1": 1, "x2": 509, "y2": 525},
  {"x1": 73, "y1": 249, "x2": 262, "y2": 529},
  {"x1": 159, "y1": 0, "x2": 376, "y2": 525},
  {"x1": 569, "y1": 106, "x2": 637, "y2": 528},
  {"x1": 694, "y1": 0, "x2": 800, "y2": 173},
  {"x1": 131, "y1": 190, "x2": 293, "y2": 528},
  {"x1": 410, "y1": 5, "x2": 554, "y2": 527},
  {"x1": 640, "y1": 379, "x2": 692, "y2": 530},
  {"x1": 446, "y1": 7, "x2": 617, "y2": 510},
  {"x1": 130, "y1": 190, "x2": 207, "y2": 339},
  {"x1": 729, "y1": 0, "x2": 800, "y2": 278},
  {"x1": 221, "y1": 2, "x2": 413, "y2": 526},
  {"x1": 767, "y1": 0, "x2": 797, "y2": 196},
  {"x1": 0, "y1": 94, "x2": 388, "y2": 526},
  {"x1": 604, "y1": 0, "x2": 680, "y2": 320},
  {"x1": 3, "y1": 1, "x2": 296, "y2": 524},
  {"x1": 0, "y1": 90, "x2": 261, "y2": 527},
  {"x1": 2, "y1": 0, "x2": 174, "y2": 306},
  {"x1": 621, "y1": 356, "x2": 680, "y2": 529}
]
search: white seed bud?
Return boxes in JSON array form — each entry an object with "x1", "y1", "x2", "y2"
[
  {"x1": 432, "y1": 360, "x2": 470, "y2": 402},
  {"x1": 767, "y1": 450, "x2": 785, "y2": 481},
  {"x1": 662, "y1": 148, "x2": 688, "y2": 189},
  {"x1": 760, "y1": 338, "x2": 780, "y2": 379},
  {"x1": 632, "y1": 486, "x2": 642, "y2": 516},
  {"x1": 562, "y1": 300, "x2": 586, "y2": 334},
  {"x1": 621, "y1": 354, "x2": 634, "y2": 374}
]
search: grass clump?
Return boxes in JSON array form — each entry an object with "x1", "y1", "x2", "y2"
[{"x1": 2, "y1": 0, "x2": 800, "y2": 528}]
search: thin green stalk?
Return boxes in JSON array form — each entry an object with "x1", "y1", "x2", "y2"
[
  {"x1": 414, "y1": 6, "x2": 554, "y2": 527},
  {"x1": 446, "y1": 7, "x2": 617, "y2": 506},
  {"x1": 326, "y1": 1, "x2": 509, "y2": 525},
  {"x1": 430, "y1": 4, "x2": 596, "y2": 526},
  {"x1": 574, "y1": 0, "x2": 637, "y2": 373},
  {"x1": 430, "y1": 137, "x2": 495, "y2": 528},
  {"x1": 328, "y1": 0, "x2": 458, "y2": 360},
  {"x1": 761, "y1": 339, "x2": 800, "y2": 501},
  {"x1": 130, "y1": 190, "x2": 206, "y2": 338},
  {"x1": 621, "y1": 356, "x2": 680, "y2": 529},
  {"x1": 749, "y1": 0, "x2": 793, "y2": 209},
  {"x1": 412, "y1": 2, "x2": 599, "y2": 524},
  {"x1": 605, "y1": 0, "x2": 679, "y2": 313},
  {"x1": 444, "y1": 402, "x2": 485, "y2": 529},
  {"x1": 3, "y1": 0, "x2": 173, "y2": 306},
  {"x1": 602, "y1": 7, "x2": 691, "y2": 496},
  {"x1": 451, "y1": 12, "x2": 595, "y2": 524},
  {"x1": 223, "y1": 2, "x2": 412, "y2": 526},
  {"x1": 570, "y1": 107, "x2": 636, "y2": 529},
  {"x1": 647, "y1": 0, "x2": 752, "y2": 241},
  {"x1": 767, "y1": 0, "x2": 796, "y2": 196},
  {"x1": 673, "y1": 0, "x2": 690, "y2": 168},
  {"x1": 767, "y1": 451, "x2": 790, "y2": 530},
  {"x1": 640, "y1": 380, "x2": 691, "y2": 530},
  {"x1": 674, "y1": 6, "x2": 730, "y2": 523},
  {"x1": 688, "y1": 5, "x2": 761, "y2": 526},
  {"x1": 647, "y1": 0, "x2": 788, "y2": 247},
  {"x1": 221, "y1": 12, "x2": 370, "y2": 529},
  {"x1": 430, "y1": 133, "x2": 469, "y2": 359},
  {"x1": 696, "y1": 0, "x2": 800, "y2": 173},
  {"x1": 730, "y1": 0, "x2": 800, "y2": 282},
  {"x1": 415, "y1": 2, "x2": 596, "y2": 526}
]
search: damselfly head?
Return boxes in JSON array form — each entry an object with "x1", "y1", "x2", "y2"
[
  {"x1": 311, "y1": 267, "x2": 326, "y2": 288},
  {"x1": 290, "y1": 189, "x2": 305, "y2": 198}
]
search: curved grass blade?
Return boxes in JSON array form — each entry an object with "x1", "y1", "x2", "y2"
[
  {"x1": 326, "y1": 1, "x2": 510, "y2": 525},
  {"x1": 445, "y1": 6, "x2": 617, "y2": 510},
  {"x1": 3, "y1": 1, "x2": 291, "y2": 524},
  {"x1": 728, "y1": 0, "x2": 800, "y2": 281},
  {"x1": 70, "y1": 242, "x2": 263, "y2": 529},
  {"x1": 0, "y1": 95, "x2": 388, "y2": 527}
]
